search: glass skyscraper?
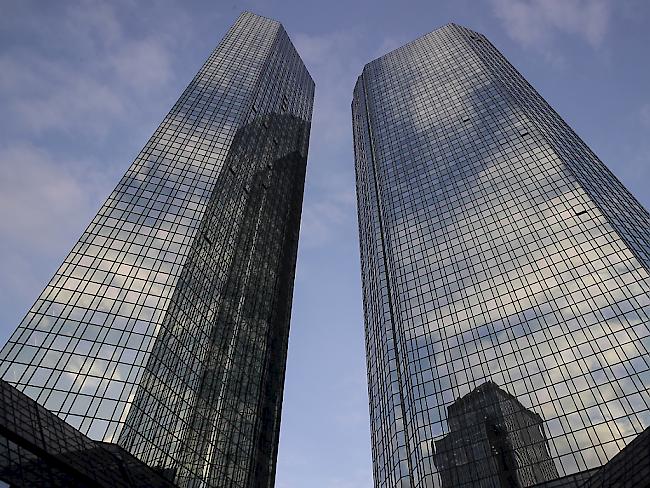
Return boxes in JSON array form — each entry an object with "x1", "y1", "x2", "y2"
[
  {"x1": 0, "y1": 11, "x2": 314, "y2": 488},
  {"x1": 353, "y1": 23, "x2": 650, "y2": 488}
]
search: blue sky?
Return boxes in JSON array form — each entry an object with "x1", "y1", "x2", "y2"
[{"x1": 1, "y1": 1, "x2": 649, "y2": 486}]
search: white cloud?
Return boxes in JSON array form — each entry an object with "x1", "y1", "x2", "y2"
[
  {"x1": 373, "y1": 35, "x2": 411, "y2": 60},
  {"x1": 292, "y1": 30, "x2": 364, "y2": 248},
  {"x1": 301, "y1": 183, "x2": 356, "y2": 249},
  {"x1": 0, "y1": 144, "x2": 115, "y2": 252},
  {"x1": 110, "y1": 39, "x2": 172, "y2": 89},
  {"x1": 0, "y1": 1, "x2": 199, "y2": 304},
  {"x1": 294, "y1": 30, "x2": 363, "y2": 143},
  {"x1": 0, "y1": 1, "x2": 179, "y2": 137},
  {"x1": 63, "y1": 0, "x2": 123, "y2": 48},
  {"x1": 0, "y1": 54, "x2": 126, "y2": 135},
  {"x1": 641, "y1": 103, "x2": 650, "y2": 128},
  {"x1": 0, "y1": 2, "x2": 202, "y2": 334},
  {"x1": 489, "y1": 0, "x2": 611, "y2": 50},
  {"x1": 0, "y1": 143, "x2": 119, "y2": 339}
]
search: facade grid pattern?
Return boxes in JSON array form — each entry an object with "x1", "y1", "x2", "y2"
[
  {"x1": 353, "y1": 23, "x2": 650, "y2": 488},
  {"x1": 0, "y1": 11, "x2": 314, "y2": 488},
  {"x1": 0, "y1": 379, "x2": 175, "y2": 487}
]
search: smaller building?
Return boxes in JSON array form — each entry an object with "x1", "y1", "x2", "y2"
[
  {"x1": 533, "y1": 424, "x2": 650, "y2": 488},
  {"x1": 434, "y1": 381, "x2": 558, "y2": 487},
  {"x1": 575, "y1": 424, "x2": 650, "y2": 488},
  {"x1": 0, "y1": 379, "x2": 176, "y2": 487}
]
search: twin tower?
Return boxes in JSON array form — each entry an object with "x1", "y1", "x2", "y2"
[{"x1": 2, "y1": 11, "x2": 650, "y2": 488}]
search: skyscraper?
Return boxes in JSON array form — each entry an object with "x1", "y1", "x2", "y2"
[
  {"x1": 353, "y1": 23, "x2": 650, "y2": 488},
  {"x1": 0, "y1": 11, "x2": 314, "y2": 488}
]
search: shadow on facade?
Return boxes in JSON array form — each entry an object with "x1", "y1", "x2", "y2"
[{"x1": 117, "y1": 112, "x2": 310, "y2": 487}]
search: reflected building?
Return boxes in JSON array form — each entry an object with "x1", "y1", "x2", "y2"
[
  {"x1": 0, "y1": 11, "x2": 313, "y2": 488},
  {"x1": 352, "y1": 23, "x2": 650, "y2": 488},
  {"x1": 433, "y1": 381, "x2": 557, "y2": 487}
]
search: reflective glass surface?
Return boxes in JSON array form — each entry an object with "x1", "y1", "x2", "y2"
[
  {"x1": 0, "y1": 379, "x2": 175, "y2": 488},
  {"x1": 353, "y1": 23, "x2": 650, "y2": 488},
  {"x1": 0, "y1": 11, "x2": 314, "y2": 488}
]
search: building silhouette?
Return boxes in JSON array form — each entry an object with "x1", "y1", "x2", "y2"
[
  {"x1": 433, "y1": 381, "x2": 558, "y2": 487},
  {"x1": 0, "y1": 378, "x2": 176, "y2": 487},
  {"x1": 0, "y1": 12, "x2": 313, "y2": 488},
  {"x1": 352, "y1": 23, "x2": 650, "y2": 487}
]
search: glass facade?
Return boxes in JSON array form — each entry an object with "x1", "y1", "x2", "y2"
[
  {"x1": 0, "y1": 11, "x2": 313, "y2": 488},
  {"x1": 353, "y1": 23, "x2": 650, "y2": 488},
  {"x1": 0, "y1": 379, "x2": 176, "y2": 488}
]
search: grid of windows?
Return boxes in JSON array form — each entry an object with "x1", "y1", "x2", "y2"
[
  {"x1": 353, "y1": 23, "x2": 650, "y2": 488},
  {"x1": 433, "y1": 382, "x2": 558, "y2": 487},
  {"x1": 0, "y1": 11, "x2": 314, "y2": 488},
  {"x1": 0, "y1": 379, "x2": 175, "y2": 487}
]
